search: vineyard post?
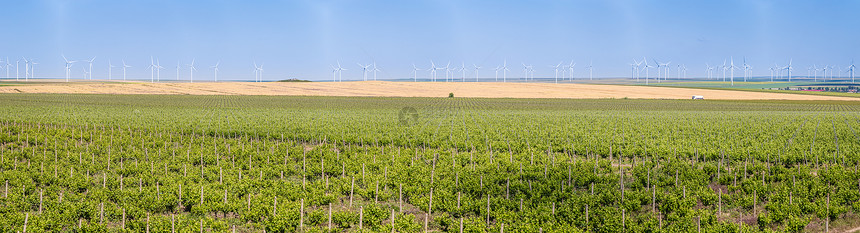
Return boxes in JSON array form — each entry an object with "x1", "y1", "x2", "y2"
[
  {"x1": 300, "y1": 198, "x2": 305, "y2": 231},
  {"x1": 459, "y1": 217, "x2": 464, "y2": 233},
  {"x1": 622, "y1": 209, "x2": 626, "y2": 232},
  {"x1": 359, "y1": 206, "x2": 364, "y2": 230},
  {"x1": 274, "y1": 196, "x2": 278, "y2": 216},
  {"x1": 146, "y1": 213, "x2": 151, "y2": 233},
  {"x1": 399, "y1": 183, "x2": 404, "y2": 213},
  {"x1": 390, "y1": 209, "x2": 395, "y2": 233},
  {"x1": 585, "y1": 204, "x2": 589, "y2": 227},
  {"x1": 718, "y1": 189, "x2": 722, "y2": 214},
  {"x1": 4, "y1": 180, "x2": 7, "y2": 198},
  {"x1": 328, "y1": 204, "x2": 332, "y2": 230},
  {"x1": 122, "y1": 208, "x2": 126, "y2": 229},
  {"x1": 200, "y1": 185, "x2": 204, "y2": 206},
  {"x1": 171, "y1": 214, "x2": 175, "y2": 233},
  {"x1": 38, "y1": 189, "x2": 43, "y2": 214},
  {"x1": 100, "y1": 202, "x2": 104, "y2": 224},
  {"x1": 23, "y1": 212, "x2": 28, "y2": 233},
  {"x1": 652, "y1": 185, "x2": 656, "y2": 213},
  {"x1": 501, "y1": 222, "x2": 504, "y2": 233},
  {"x1": 350, "y1": 176, "x2": 355, "y2": 207},
  {"x1": 826, "y1": 193, "x2": 830, "y2": 233},
  {"x1": 486, "y1": 194, "x2": 491, "y2": 225},
  {"x1": 696, "y1": 216, "x2": 700, "y2": 233}
]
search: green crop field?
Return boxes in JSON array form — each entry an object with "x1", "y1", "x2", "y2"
[{"x1": 2, "y1": 94, "x2": 860, "y2": 232}]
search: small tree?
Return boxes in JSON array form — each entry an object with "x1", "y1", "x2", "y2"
[{"x1": 448, "y1": 93, "x2": 454, "y2": 98}]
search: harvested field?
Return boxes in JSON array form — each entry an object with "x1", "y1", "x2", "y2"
[{"x1": 0, "y1": 80, "x2": 857, "y2": 100}]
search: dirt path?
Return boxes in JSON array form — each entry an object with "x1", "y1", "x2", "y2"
[{"x1": 0, "y1": 80, "x2": 857, "y2": 101}]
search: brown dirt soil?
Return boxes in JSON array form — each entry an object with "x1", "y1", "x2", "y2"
[{"x1": 1, "y1": 80, "x2": 858, "y2": 100}]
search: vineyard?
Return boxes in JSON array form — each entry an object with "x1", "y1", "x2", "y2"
[{"x1": 2, "y1": 94, "x2": 860, "y2": 232}]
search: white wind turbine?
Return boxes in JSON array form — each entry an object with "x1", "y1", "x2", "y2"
[
  {"x1": 3, "y1": 59, "x2": 9, "y2": 80},
  {"x1": 729, "y1": 57, "x2": 737, "y2": 86},
  {"x1": 444, "y1": 62, "x2": 451, "y2": 82},
  {"x1": 176, "y1": 61, "x2": 181, "y2": 81},
  {"x1": 211, "y1": 60, "x2": 220, "y2": 82},
  {"x1": 502, "y1": 59, "x2": 510, "y2": 82},
  {"x1": 109, "y1": 60, "x2": 116, "y2": 80},
  {"x1": 16, "y1": 59, "x2": 21, "y2": 81},
  {"x1": 428, "y1": 61, "x2": 438, "y2": 82},
  {"x1": 23, "y1": 58, "x2": 30, "y2": 81},
  {"x1": 156, "y1": 59, "x2": 164, "y2": 82},
  {"x1": 147, "y1": 56, "x2": 156, "y2": 82},
  {"x1": 706, "y1": 64, "x2": 714, "y2": 80},
  {"x1": 587, "y1": 61, "x2": 594, "y2": 80},
  {"x1": 86, "y1": 57, "x2": 96, "y2": 80},
  {"x1": 254, "y1": 62, "x2": 262, "y2": 82},
  {"x1": 30, "y1": 60, "x2": 37, "y2": 80},
  {"x1": 460, "y1": 62, "x2": 467, "y2": 82},
  {"x1": 473, "y1": 64, "x2": 481, "y2": 82},
  {"x1": 721, "y1": 60, "x2": 727, "y2": 82},
  {"x1": 568, "y1": 61, "x2": 576, "y2": 80},
  {"x1": 522, "y1": 63, "x2": 529, "y2": 81},
  {"x1": 742, "y1": 57, "x2": 751, "y2": 82},
  {"x1": 62, "y1": 55, "x2": 76, "y2": 82},
  {"x1": 335, "y1": 62, "x2": 344, "y2": 82},
  {"x1": 188, "y1": 59, "x2": 197, "y2": 83},
  {"x1": 330, "y1": 64, "x2": 337, "y2": 82},
  {"x1": 551, "y1": 61, "x2": 562, "y2": 83},
  {"x1": 122, "y1": 60, "x2": 131, "y2": 81},
  {"x1": 847, "y1": 60, "x2": 855, "y2": 83},
  {"x1": 411, "y1": 63, "x2": 421, "y2": 82},
  {"x1": 372, "y1": 62, "x2": 380, "y2": 81},
  {"x1": 494, "y1": 65, "x2": 500, "y2": 82},
  {"x1": 358, "y1": 63, "x2": 371, "y2": 81},
  {"x1": 629, "y1": 61, "x2": 637, "y2": 81},
  {"x1": 783, "y1": 59, "x2": 793, "y2": 82}
]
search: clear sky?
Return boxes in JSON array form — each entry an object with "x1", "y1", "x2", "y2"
[{"x1": 1, "y1": 0, "x2": 858, "y2": 81}]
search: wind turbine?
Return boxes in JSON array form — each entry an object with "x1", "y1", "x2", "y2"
[
  {"x1": 428, "y1": 61, "x2": 438, "y2": 82},
  {"x1": 335, "y1": 62, "x2": 344, "y2": 82},
  {"x1": 254, "y1": 61, "x2": 260, "y2": 82},
  {"x1": 188, "y1": 59, "x2": 197, "y2": 83},
  {"x1": 706, "y1": 64, "x2": 714, "y2": 80},
  {"x1": 587, "y1": 61, "x2": 593, "y2": 80},
  {"x1": 15, "y1": 59, "x2": 20, "y2": 81},
  {"x1": 23, "y1": 58, "x2": 30, "y2": 81},
  {"x1": 156, "y1": 59, "x2": 164, "y2": 82},
  {"x1": 721, "y1": 60, "x2": 727, "y2": 82},
  {"x1": 501, "y1": 59, "x2": 509, "y2": 82},
  {"x1": 108, "y1": 60, "x2": 116, "y2": 80},
  {"x1": 473, "y1": 64, "x2": 481, "y2": 82},
  {"x1": 444, "y1": 61, "x2": 451, "y2": 82},
  {"x1": 371, "y1": 62, "x2": 380, "y2": 81},
  {"x1": 3, "y1": 59, "x2": 9, "y2": 80},
  {"x1": 783, "y1": 59, "x2": 793, "y2": 82},
  {"x1": 728, "y1": 57, "x2": 737, "y2": 86},
  {"x1": 522, "y1": 63, "x2": 530, "y2": 81},
  {"x1": 330, "y1": 64, "x2": 337, "y2": 82},
  {"x1": 494, "y1": 65, "x2": 500, "y2": 82},
  {"x1": 568, "y1": 61, "x2": 576, "y2": 80},
  {"x1": 460, "y1": 62, "x2": 466, "y2": 82},
  {"x1": 551, "y1": 61, "x2": 562, "y2": 83},
  {"x1": 122, "y1": 60, "x2": 131, "y2": 81},
  {"x1": 643, "y1": 59, "x2": 654, "y2": 85},
  {"x1": 147, "y1": 56, "x2": 156, "y2": 82},
  {"x1": 176, "y1": 61, "x2": 181, "y2": 81},
  {"x1": 30, "y1": 60, "x2": 37, "y2": 80},
  {"x1": 411, "y1": 63, "x2": 421, "y2": 82},
  {"x1": 630, "y1": 59, "x2": 638, "y2": 81},
  {"x1": 211, "y1": 60, "x2": 220, "y2": 82},
  {"x1": 847, "y1": 60, "x2": 855, "y2": 83},
  {"x1": 86, "y1": 57, "x2": 96, "y2": 80},
  {"x1": 62, "y1": 55, "x2": 76, "y2": 82},
  {"x1": 357, "y1": 63, "x2": 370, "y2": 81}
]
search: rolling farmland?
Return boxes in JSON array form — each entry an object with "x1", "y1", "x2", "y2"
[{"x1": 2, "y1": 94, "x2": 860, "y2": 232}]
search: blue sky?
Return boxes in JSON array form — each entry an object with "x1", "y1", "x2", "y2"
[{"x1": 1, "y1": 0, "x2": 858, "y2": 81}]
